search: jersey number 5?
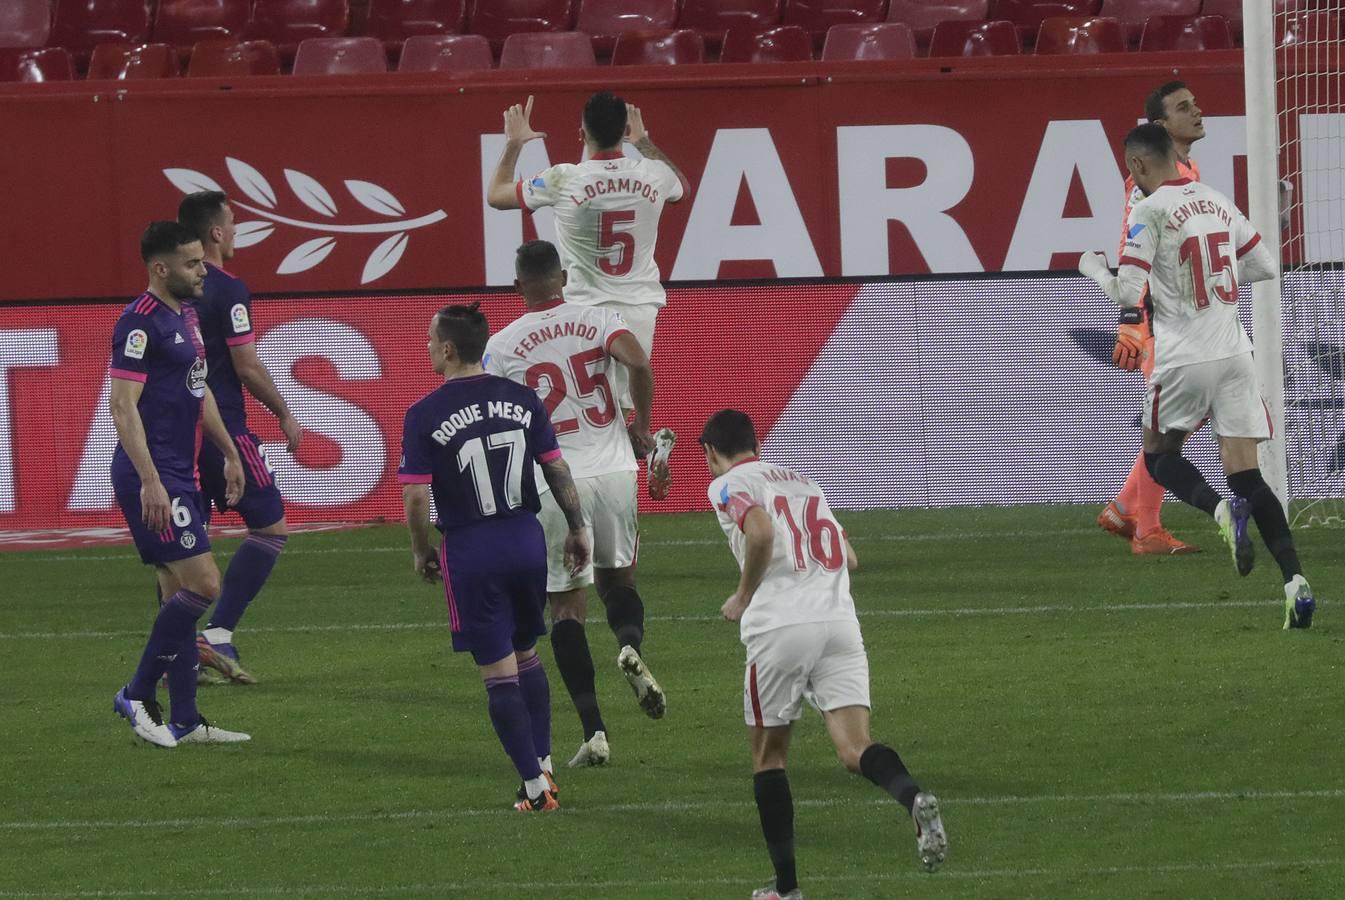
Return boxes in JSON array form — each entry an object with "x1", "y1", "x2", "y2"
[
  {"x1": 772, "y1": 495, "x2": 845, "y2": 572},
  {"x1": 597, "y1": 210, "x2": 636, "y2": 277},
  {"x1": 525, "y1": 349, "x2": 616, "y2": 436},
  {"x1": 1179, "y1": 230, "x2": 1236, "y2": 309}
]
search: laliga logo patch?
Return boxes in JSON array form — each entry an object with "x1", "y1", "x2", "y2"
[
  {"x1": 124, "y1": 329, "x2": 148, "y2": 360},
  {"x1": 180, "y1": 532, "x2": 197, "y2": 550},
  {"x1": 187, "y1": 358, "x2": 208, "y2": 398},
  {"x1": 231, "y1": 303, "x2": 251, "y2": 333}
]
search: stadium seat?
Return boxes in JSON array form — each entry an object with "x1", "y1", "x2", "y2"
[
  {"x1": 292, "y1": 35, "x2": 388, "y2": 72},
  {"x1": 49, "y1": 0, "x2": 152, "y2": 67},
  {"x1": 246, "y1": 0, "x2": 351, "y2": 64},
  {"x1": 885, "y1": 0, "x2": 989, "y2": 49},
  {"x1": 576, "y1": 0, "x2": 677, "y2": 55},
  {"x1": 1034, "y1": 15, "x2": 1124, "y2": 52},
  {"x1": 0, "y1": 0, "x2": 50, "y2": 48},
  {"x1": 1138, "y1": 13, "x2": 1231, "y2": 49},
  {"x1": 365, "y1": 0, "x2": 467, "y2": 56},
  {"x1": 153, "y1": 0, "x2": 250, "y2": 55},
  {"x1": 929, "y1": 18, "x2": 1021, "y2": 54},
  {"x1": 187, "y1": 39, "x2": 282, "y2": 75},
  {"x1": 398, "y1": 32, "x2": 493, "y2": 70},
  {"x1": 1198, "y1": 0, "x2": 1240, "y2": 42},
  {"x1": 467, "y1": 0, "x2": 576, "y2": 52},
  {"x1": 721, "y1": 24, "x2": 814, "y2": 61},
  {"x1": 610, "y1": 28, "x2": 705, "y2": 64},
  {"x1": 498, "y1": 30, "x2": 595, "y2": 67},
  {"x1": 989, "y1": 0, "x2": 1099, "y2": 45},
  {"x1": 1098, "y1": 0, "x2": 1199, "y2": 45},
  {"x1": 783, "y1": 0, "x2": 888, "y2": 50},
  {"x1": 1278, "y1": 11, "x2": 1341, "y2": 46},
  {"x1": 87, "y1": 41, "x2": 179, "y2": 78},
  {"x1": 678, "y1": 0, "x2": 782, "y2": 54},
  {"x1": 0, "y1": 47, "x2": 74, "y2": 81},
  {"x1": 821, "y1": 22, "x2": 917, "y2": 59}
]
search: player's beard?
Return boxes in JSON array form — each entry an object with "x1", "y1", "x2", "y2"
[{"x1": 167, "y1": 275, "x2": 203, "y2": 303}]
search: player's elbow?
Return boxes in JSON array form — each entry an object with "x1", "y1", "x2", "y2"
[{"x1": 486, "y1": 186, "x2": 518, "y2": 210}]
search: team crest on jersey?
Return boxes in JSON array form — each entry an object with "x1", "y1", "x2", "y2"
[
  {"x1": 124, "y1": 329, "x2": 148, "y2": 359},
  {"x1": 180, "y1": 532, "x2": 196, "y2": 550},
  {"x1": 230, "y1": 303, "x2": 250, "y2": 333},
  {"x1": 187, "y1": 358, "x2": 208, "y2": 398}
]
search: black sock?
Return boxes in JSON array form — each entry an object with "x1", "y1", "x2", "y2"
[
  {"x1": 1227, "y1": 469, "x2": 1303, "y2": 581},
  {"x1": 753, "y1": 769, "x2": 798, "y2": 895},
  {"x1": 859, "y1": 744, "x2": 921, "y2": 814},
  {"x1": 549, "y1": 619, "x2": 605, "y2": 739},
  {"x1": 1146, "y1": 452, "x2": 1222, "y2": 517},
  {"x1": 602, "y1": 585, "x2": 645, "y2": 653}
]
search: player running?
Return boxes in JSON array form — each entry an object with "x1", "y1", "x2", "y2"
[
  {"x1": 486, "y1": 91, "x2": 689, "y2": 500},
  {"x1": 1079, "y1": 124, "x2": 1316, "y2": 629},
  {"x1": 177, "y1": 191, "x2": 302, "y2": 684},
  {"x1": 1099, "y1": 81, "x2": 1206, "y2": 555},
  {"x1": 110, "y1": 221, "x2": 252, "y2": 748},
  {"x1": 701, "y1": 410, "x2": 948, "y2": 898},
  {"x1": 486, "y1": 240, "x2": 665, "y2": 769},
  {"x1": 400, "y1": 302, "x2": 591, "y2": 811}
]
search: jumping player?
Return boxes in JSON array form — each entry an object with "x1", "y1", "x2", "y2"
[
  {"x1": 702, "y1": 410, "x2": 948, "y2": 899},
  {"x1": 400, "y1": 302, "x2": 591, "y2": 810}
]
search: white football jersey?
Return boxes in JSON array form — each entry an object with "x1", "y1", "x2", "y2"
[
  {"x1": 486, "y1": 300, "x2": 636, "y2": 485},
  {"x1": 1120, "y1": 178, "x2": 1270, "y2": 373},
  {"x1": 708, "y1": 459, "x2": 857, "y2": 641},
  {"x1": 518, "y1": 153, "x2": 683, "y2": 309}
]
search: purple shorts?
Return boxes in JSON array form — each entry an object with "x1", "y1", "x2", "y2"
[
  {"x1": 199, "y1": 431, "x2": 285, "y2": 529},
  {"x1": 441, "y1": 517, "x2": 548, "y2": 666},
  {"x1": 115, "y1": 485, "x2": 212, "y2": 566}
]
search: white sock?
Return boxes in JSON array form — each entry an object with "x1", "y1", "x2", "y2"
[
  {"x1": 538, "y1": 755, "x2": 553, "y2": 774},
  {"x1": 202, "y1": 627, "x2": 233, "y2": 645},
  {"x1": 524, "y1": 774, "x2": 549, "y2": 800}
]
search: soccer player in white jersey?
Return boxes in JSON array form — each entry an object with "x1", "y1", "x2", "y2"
[
  {"x1": 486, "y1": 240, "x2": 666, "y2": 768},
  {"x1": 1080, "y1": 124, "x2": 1316, "y2": 629},
  {"x1": 701, "y1": 410, "x2": 947, "y2": 898},
  {"x1": 486, "y1": 91, "x2": 690, "y2": 500}
]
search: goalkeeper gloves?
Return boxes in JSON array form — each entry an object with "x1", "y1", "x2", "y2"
[
  {"x1": 1077, "y1": 250, "x2": 1111, "y2": 283},
  {"x1": 1113, "y1": 307, "x2": 1148, "y2": 370}
]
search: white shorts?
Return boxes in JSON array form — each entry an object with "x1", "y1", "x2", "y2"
[
  {"x1": 743, "y1": 618, "x2": 870, "y2": 728},
  {"x1": 536, "y1": 470, "x2": 639, "y2": 592},
  {"x1": 1147, "y1": 353, "x2": 1271, "y2": 439},
  {"x1": 597, "y1": 301, "x2": 658, "y2": 410}
]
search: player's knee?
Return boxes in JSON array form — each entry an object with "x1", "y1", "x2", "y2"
[
  {"x1": 1143, "y1": 451, "x2": 1164, "y2": 479},
  {"x1": 549, "y1": 591, "x2": 587, "y2": 622},
  {"x1": 1227, "y1": 467, "x2": 1268, "y2": 498},
  {"x1": 256, "y1": 517, "x2": 288, "y2": 538},
  {"x1": 836, "y1": 742, "x2": 866, "y2": 774}
]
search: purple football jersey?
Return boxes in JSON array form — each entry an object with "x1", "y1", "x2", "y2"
[
  {"x1": 195, "y1": 262, "x2": 254, "y2": 435},
  {"x1": 398, "y1": 374, "x2": 562, "y2": 533},
  {"x1": 109, "y1": 292, "x2": 207, "y2": 494}
]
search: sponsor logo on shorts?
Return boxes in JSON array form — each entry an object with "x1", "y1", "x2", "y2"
[
  {"x1": 231, "y1": 303, "x2": 251, "y2": 333},
  {"x1": 180, "y1": 532, "x2": 197, "y2": 549},
  {"x1": 187, "y1": 358, "x2": 208, "y2": 398},
  {"x1": 124, "y1": 329, "x2": 148, "y2": 359}
]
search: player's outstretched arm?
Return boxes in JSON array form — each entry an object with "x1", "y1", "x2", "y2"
[
  {"x1": 625, "y1": 103, "x2": 690, "y2": 202},
  {"x1": 487, "y1": 95, "x2": 547, "y2": 210},
  {"x1": 202, "y1": 387, "x2": 245, "y2": 507},
  {"x1": 540, "y1": 456, "x2": 591, "y2": 574},
  {"x1": 608, "y1": 332, "x2": 655, "y2": 457},
  {"x1": 1237, "y1": 236, "x2": 1278, "y2": 285},
  {"x1": 722, "y1": 506, "x2": 774, "y2": 621},
  {"x1": 230, "y1": 342, "x2": 302, "y2": 452},
  {"x1": 401, "y1": 484, "x2": 440, "y2": 582},
  {"x1": 109, "y1": 376, "x2": 170, "y2": 531}
]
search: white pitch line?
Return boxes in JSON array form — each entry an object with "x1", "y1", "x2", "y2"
[
  {"x1": 0, "y1": 597, "x2": 1278, "y2": 641},
  {"x1": 0, "y1": 787, "x2": 1339, "y2": 833}
]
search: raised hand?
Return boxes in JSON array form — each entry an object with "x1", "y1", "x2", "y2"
[{"x1": 504, "y1": 95, "x2": 547, "y2": 146}]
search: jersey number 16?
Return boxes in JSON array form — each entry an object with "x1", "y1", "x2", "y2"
[{"x1": 773, "y1": 495, "x2": 845, "y2": 572}]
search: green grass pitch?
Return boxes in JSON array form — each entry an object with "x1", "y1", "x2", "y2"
[{"x1": 1, "y1": 504, "x2": 1341, "y2": 899}]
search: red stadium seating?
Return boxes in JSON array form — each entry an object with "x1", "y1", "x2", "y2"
[
  {"x1": 989, "y1": 0, "x2": 1099, "y2": 45},
  {"x1": 1138, "y1": 13, "x2": 1231, "y2": 49},
  {"x1": 246, "y1": 0, "x2": 351, "y2": 63},
  {"x1": 1034, "y1": 15, "x2": 1124, "y2": 52},
  {"x1": 0, "y1": 0, "x2": 51, "y2": 48},
  {"x1": 929, "y1": 18, "x2": 1021, "y2": 54},
  {"x1": 1098, "y1": 0, "x2": 1199, "y2": 45},
  {"x1": 292, "y1": 35, "x2": 387, "y2": 72},
  {"x1": 885, "y1": 0, "x2": 989, "y2": 49},
  {"x1": 678, "y1": 0, "x2": 782, "y2": 53},
  {"x1": 498, "y1": 30, "x2": 595, "y2": 67},
  {"x1": 1199, "y1": 0, "x2": 1240, "y2": 42},
  {"x1": 188, "y1": 39, "x2": 282, "y2": 75},
  {"x1": 1278, "y1": 11, "x2": 1341, "y2": 46},
  {"x1": 467, "y1": 0, "x2": 576, "y2": 51},
  {"x1": 610, "y1": 28, "x2": 705, "y2": 64},
  {"x1": 49, "y1": 1, "x2": 152, "y2": 66},
  {"x1": 577, "y1": 0, "x2": 677, "y2": 55},
  {"x1": 821, "y1": 22, "x2": 917, "y2": 59},
  {"x1": 153, "y1": 0, "x2": 249, "y2": 54},
  {"x1": 721, "y1": 24, "x2": 814, "y2": 61},
  {"x1": 398, "y1": 32, "x2": 493, "y2": 70},
  {"x1": 87, "y1": 41, "x2": 179, "y2": 78},
  {"x1": 365, "y1": 0, "x2": 467, "y2": 55},
  {"x1": 0, "y1": 47, "x2": 74, "y2": 81},
  {"x1": 783, "y1": 0, "x2": 888, "y2": 50}
]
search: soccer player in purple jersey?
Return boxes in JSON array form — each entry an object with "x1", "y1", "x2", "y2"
[
  {"x1": 177, "y1": 191, "x2": 302, "y2": 684},
  {"x1": 110, "y1": 222, "x2": 253, "y2": 748},
  {"x1": 400, "y1": 303, "x2": 590, "y2": 811}
]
